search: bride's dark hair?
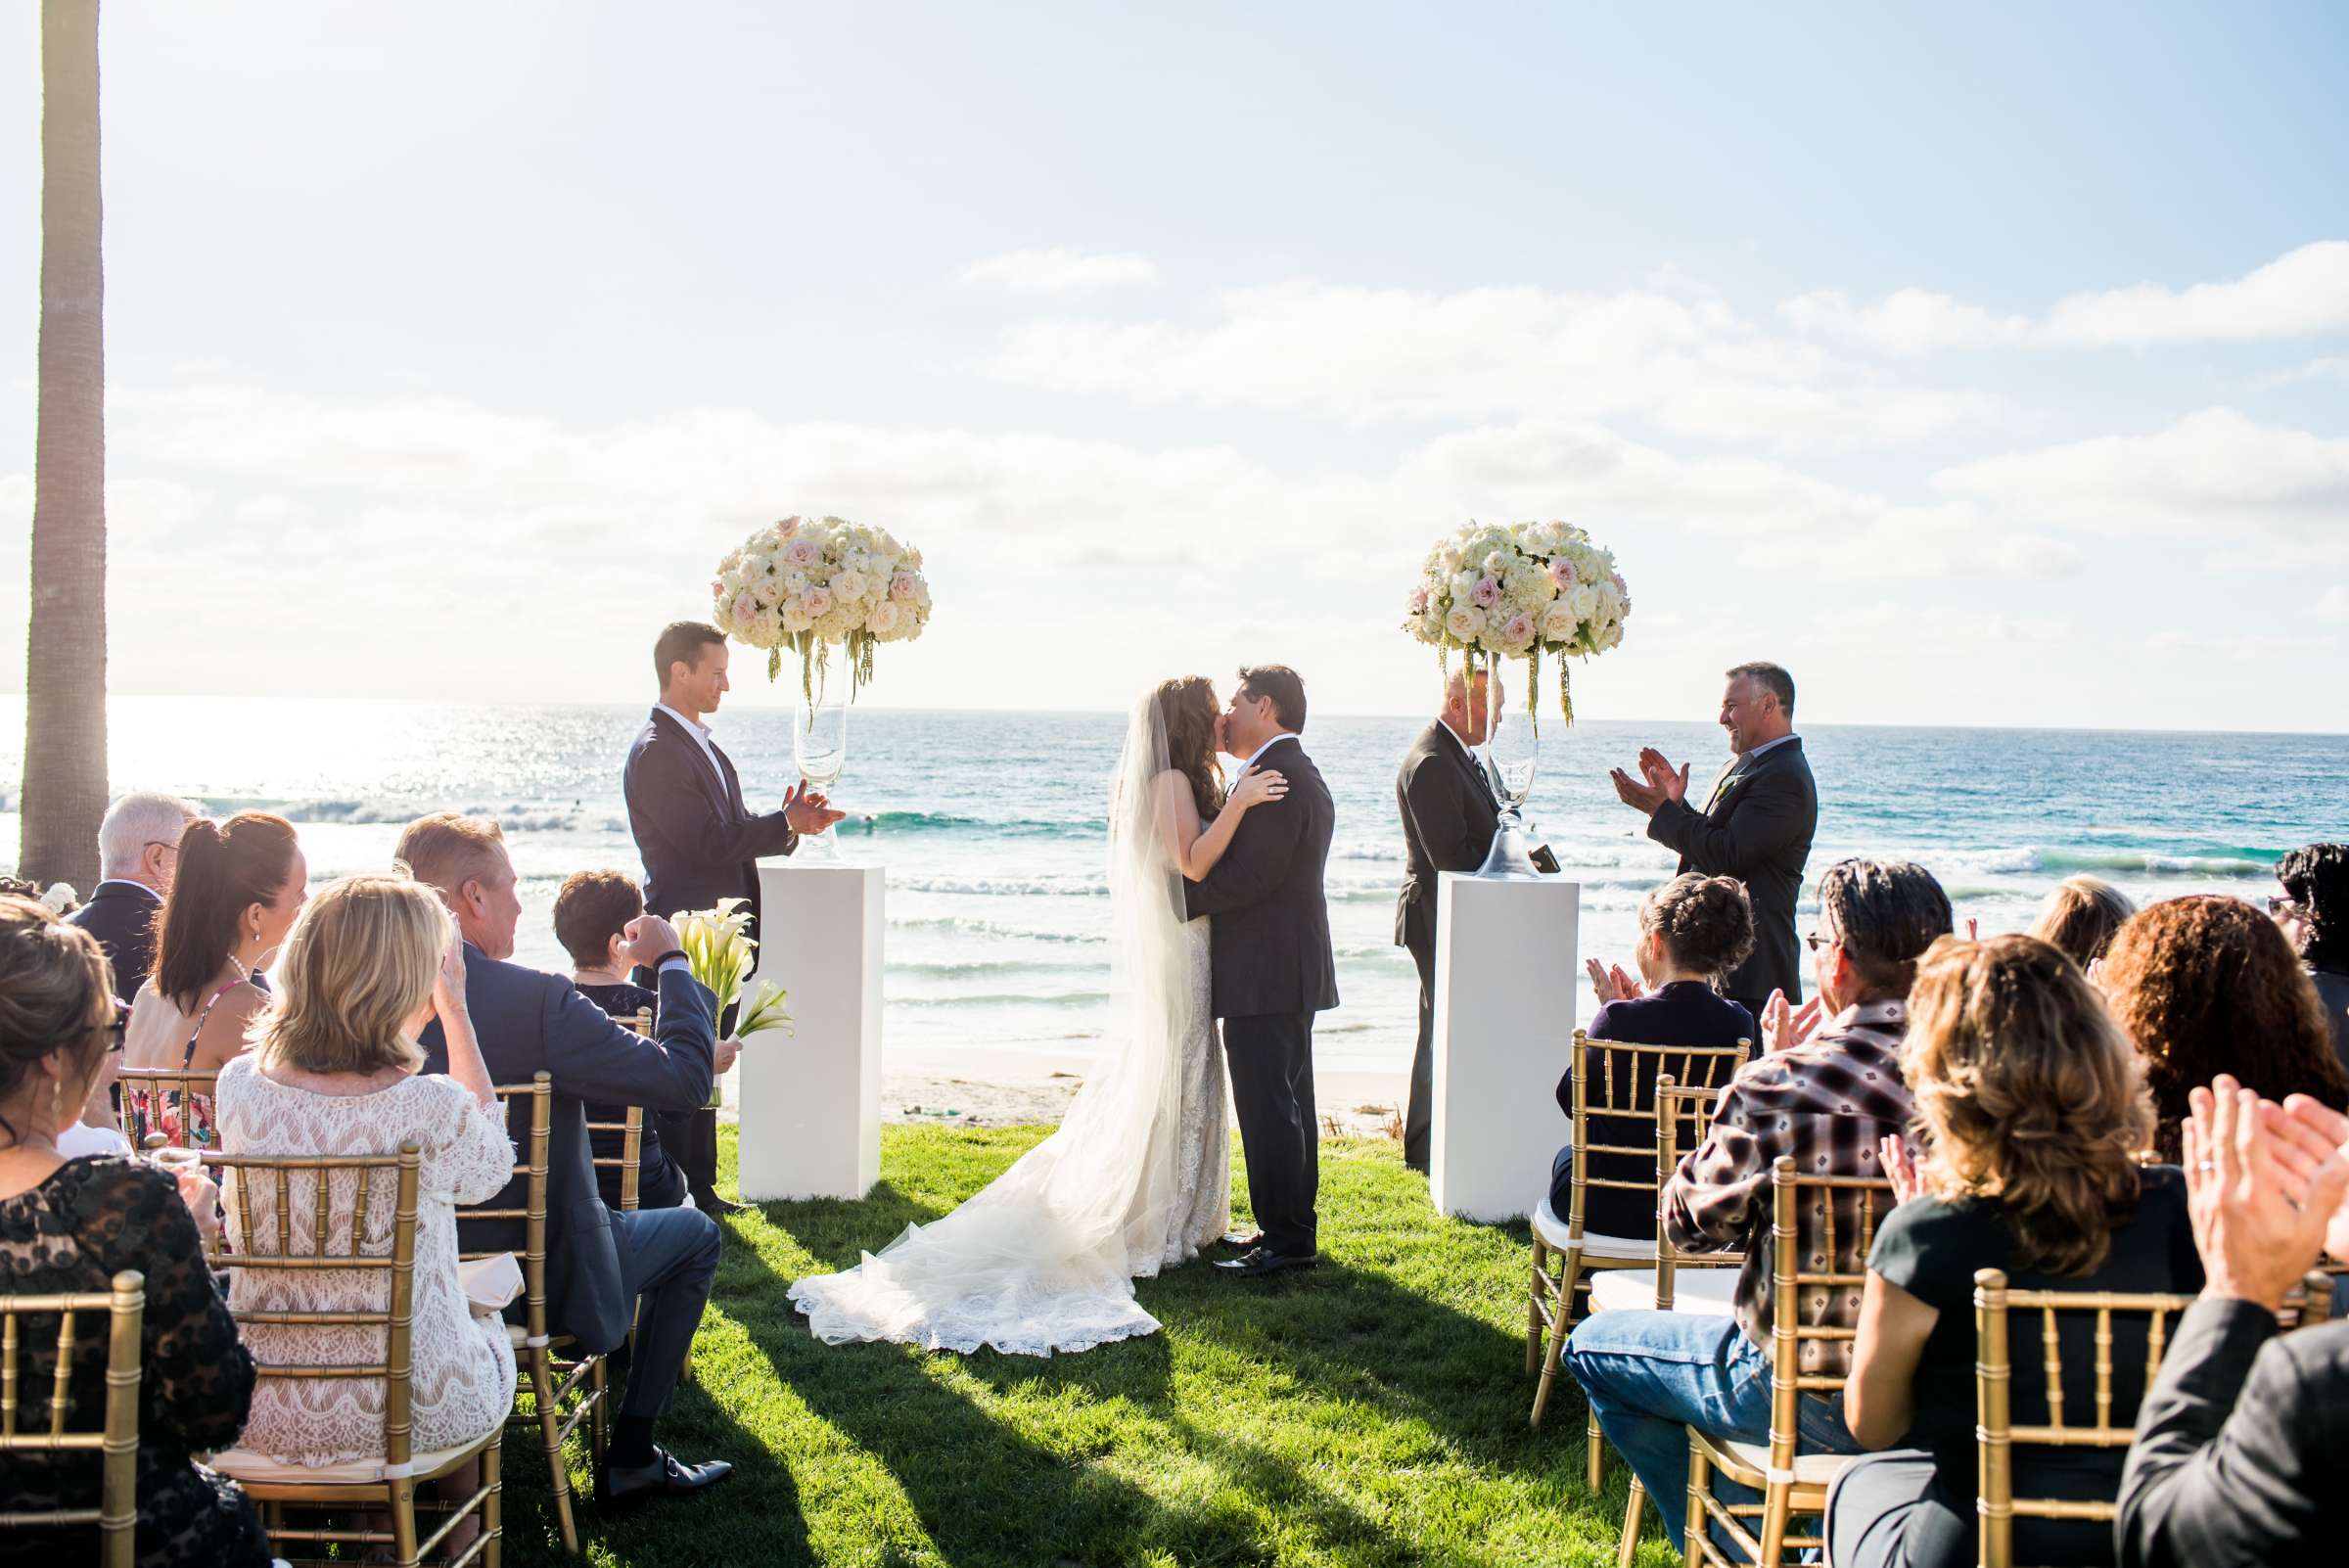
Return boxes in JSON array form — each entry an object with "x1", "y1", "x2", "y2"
[{"x1": 1154, "y1": 676, "x2": 1225, "y2": 820}]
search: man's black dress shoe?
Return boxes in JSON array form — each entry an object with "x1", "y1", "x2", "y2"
[
  {"x1": 598, "y1": 1448, "x2": 734, "y2": 1506},
  {"x1": 1214, "y1": 1246, "x2": 1318, "y2": 1279},
  {"x1": 695, "y1": 1193, "x2": 754, "y2": 1218},
  {"x1": 1217, "y1": 1230, "x2": 1266, "y2": 1251}
]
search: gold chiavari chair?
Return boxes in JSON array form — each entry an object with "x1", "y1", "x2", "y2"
[
  {"x1": 584, "y1": 1012, "x2": 649, "y2": 1365},
  {"x1": 115, "y1": 1065, "x2": 220, "y2": 1150},
  {"x1": 204, "y1": 1142, "x2": 502, "y2": 1568},
  {"x1": 465, "y1": 1074, "x2": 609, "y2": 1556},
  {"x1": 1528, "y1": 1031, "x2": 1748, "y2": 1430},
  {"x1": 0, "y1": 1270, "x2": 146, "y2": 1568},
  {"x1": 1971, "y1": 1264, "x2": 2339, "y2": 1568},
  {"x1": 1684, "y1": 1155, "x2": 1893, "y2": 1566},
  {"x1": 1603, "y1": 1077, "x2": 1748, "y2": 1568}
]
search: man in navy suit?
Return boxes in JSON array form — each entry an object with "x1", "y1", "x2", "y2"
[
  {"x1": 66, "y1": 791, "x2": 195, "y2": 997},
  {"x1": 396, "y1": 812, "x2": 735, "y2": 1504},
  {"x1": 622, "y1": 621, "x2": 844, "y2": 1211},
  {"x1": 1611, "y1": 661, "x2": 1819, "y2": 1023}
]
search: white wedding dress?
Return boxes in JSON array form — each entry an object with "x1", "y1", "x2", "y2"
[{"x1": 789, "y1": 696, "x2": 1229, "y2": 1355}]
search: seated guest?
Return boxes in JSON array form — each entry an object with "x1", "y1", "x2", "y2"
[
  {"x1": 394, "y1": 812, "x2": 734, "y2": 1502},
  {"x1": 552, "y1": 867, "x2": 729, "y2": 1212},
  {"x1": 0, "y1": 896, "x2": 272, "y2": 1567},
  {"x1": 121, "y1": 812, "x2": 306, "y2": 1148},
  {"x1": 1561, "y1": 872, "x2": 1756, "y2": 1239},
  {"x1": 2097, "y1": 894, "x2": 2349, "y2": 1160},
  {"x1": 1566, "y1": 857, "x2": 1952, "y2": 1549},
  {"x1": 2115, "y1": 1077, "x2": 2349, "y2": 1566},
  {"x1": 1826, "y1": 935, "x2": 2200, "y2": 1568},
  {"x1": 213, "y1": 875, "x2": 516, "y2": 1526},
  {"x1": 66, "y1": 791, "x2": 197, "y2": 1002},
  {"x1": 2275, "y1": 842, "x2": 2349, "y2": 1068},
  {"x1": 2026, "y1": 873, "x2": 2136, "y2": 969}
]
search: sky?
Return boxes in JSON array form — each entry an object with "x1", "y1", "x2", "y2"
[{"x1": 2, "y1": 1, "x2": 2346, "y2": 730}]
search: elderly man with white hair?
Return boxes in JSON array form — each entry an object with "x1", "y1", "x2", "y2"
[{"x1": 66, "y1": 791, "x2": 197, "y2": 997}]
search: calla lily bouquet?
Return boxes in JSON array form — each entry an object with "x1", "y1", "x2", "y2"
[{"x1": 673, "y1": 898, "x2": 795, "y2": 1107}]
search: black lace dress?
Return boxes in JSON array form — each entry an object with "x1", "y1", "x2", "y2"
[{"x1": 0, "y1": 1156, "x2": 271, "y2": 1567}]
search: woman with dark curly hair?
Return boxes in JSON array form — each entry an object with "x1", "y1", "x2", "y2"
[
  {"x1": 2097, "y1": 894, "x2": 2349, "y2": 1160},
  {"x1": 2275, "y1": 842, "x2": 2349, "y2": 1067},
  {"x1": 1559, "y1": 872, "x2": 1758, "y2": 1239},
  {"x1": 1827, "y1": 935, "x2": 2201, "y2": 1568}
]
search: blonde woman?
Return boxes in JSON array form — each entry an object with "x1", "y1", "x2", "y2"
[
  {"x1": 1827, "y1": 935, "x2": 2202, "y2": 1568},
  {"x1": 211, "y1": 875, "x2": 516, "y2": 1481},
  {"x1": 2024, "y1": 872, "x2": 2135, "y2": 969}
]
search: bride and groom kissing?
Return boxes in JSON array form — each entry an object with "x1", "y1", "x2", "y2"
[{"x1": 790, "y1": 665, "x2": 1337, "y2": 1356}]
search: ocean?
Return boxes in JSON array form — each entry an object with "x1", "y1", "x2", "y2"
[{"x1": 4, "y1": 698, "x2": 2343, "y2": 1077}]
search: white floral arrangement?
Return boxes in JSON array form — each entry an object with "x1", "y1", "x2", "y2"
[
  {"x1": 711, "y1": 515, "x2": 934, "y2": 699},
  {"x1": 674, "y1": 897, "x2": 794, "y2": 1110},
  {"x1": 1402, "y1": 520, "x2": 1630, "y2": 727}
]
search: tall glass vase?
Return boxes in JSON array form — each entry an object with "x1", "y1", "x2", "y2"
[
  {"x1": 792, "y1": 681, "x2": 850, "y2": 863},
  {"x1": 1475, "y1": 698, "x2": 1542, "y2": 879}
]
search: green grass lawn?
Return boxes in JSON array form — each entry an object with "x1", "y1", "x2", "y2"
[{"x1": 494, "y1": 1125, "x2": 1665, "y2": 1567}]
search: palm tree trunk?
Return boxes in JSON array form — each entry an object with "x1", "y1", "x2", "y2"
[{"x1": 21, "y1": 0, "x2": 108, "y2": 893}]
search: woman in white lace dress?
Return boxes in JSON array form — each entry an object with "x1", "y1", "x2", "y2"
[
  {"x1": 212, "y1": 874, "x2": 517, "y2": 1481},
  {"x1": 790, "y1": 676, "x2": 1285, "y2": 1355}
]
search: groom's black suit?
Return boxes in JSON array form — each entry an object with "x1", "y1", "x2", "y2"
[{"x1": 1184, "y1": 735, "x2": 1338, "y2": 1259}]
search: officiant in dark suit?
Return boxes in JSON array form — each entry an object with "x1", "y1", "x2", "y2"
[
  {"x1": 1610, "y1": 661, "x2": 1818, "y2": 1021},
  {"x1": 1393, "y1": 669, "x2": 1501, "y2": 1175},
  {"x1": 622, "y1": 620, "x2": 845, "y2": 1212}
]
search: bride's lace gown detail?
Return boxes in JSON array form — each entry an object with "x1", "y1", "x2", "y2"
[{"x1": 790, "y1": 698, "x2": 1229, "y2": 1356}]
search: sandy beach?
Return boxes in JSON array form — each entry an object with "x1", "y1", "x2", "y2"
[{"x1": 716, "y1": 1045, "x2": 1411, "y2": 1140}]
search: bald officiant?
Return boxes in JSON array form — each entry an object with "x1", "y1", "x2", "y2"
[
  {"x1": 1394, "y1": 668, "x2": 1503, "y2": 1175},
  {"x1": 624, "y1": 620, "x2": 846, "y2": 1212}
]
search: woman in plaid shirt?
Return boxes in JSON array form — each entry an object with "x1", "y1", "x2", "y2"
[{"x1": 1566, "y1": 858, "x2": 1953, "y2": 1551}]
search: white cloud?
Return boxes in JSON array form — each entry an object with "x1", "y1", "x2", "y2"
[
  {"x1": 2316, "y1": 585, "x2": 2349, "y2": 623},
  {"x1": 1931, "y1": 408, "x2": 2349, "y2": 536},
  {"x1": 958, "y1": 248, "x2": 1159, "y2": 292},
  {"x1": 1790, "y1": 242, "x2": 2349, "y2": 355},
  {"x1": 2046, "y1": 241, "x2": 2349, "y2": 344},
  {"x1": 1778, "y1": 288, "x2": 2030, "y2": 354},
  {"x1": 990, "y1": 280, "x2": 1995, "y2": 447}
]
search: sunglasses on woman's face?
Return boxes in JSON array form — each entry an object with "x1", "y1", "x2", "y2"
[{"x1": 103, "y1": 1014, "x2": 127, "y2": 1054}]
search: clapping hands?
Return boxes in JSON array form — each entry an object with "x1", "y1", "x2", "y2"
[
  {"x1": 2183, "y1": 1075, "x2": 2349, "y2": 1311},
  {"x1": 1609, "y1": 747, "x2": 1690, "y2": 815},
  {"x1": 784, "y1": 783, "x2": 848, "y2": 837},
  {"x1": 1761, "y1": 988, "x2": 1823, "y2": 1054},
  {"x1": 1585, "y1": 957, "x2": 1647, "y2": 1007}
]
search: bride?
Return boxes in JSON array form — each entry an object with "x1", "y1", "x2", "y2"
[{"x1": 787, "y1": 676, "x2": 1289, "y2": 1355}]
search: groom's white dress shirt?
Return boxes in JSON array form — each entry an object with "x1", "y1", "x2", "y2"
[
  {"x1": 1240, "y1": 733, "x2": 1302, "y2": 773},
  {"x1": 655, "y1": 702, "x2": 727, "y2": 790}
]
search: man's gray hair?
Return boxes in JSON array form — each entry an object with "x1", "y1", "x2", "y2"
[
  {"x1": 1725, "y1": 661, "x2": 1796, "y2": 717},
  {"x1": 1816, "y1": 857, "x2": 1951, "y2": 999},
  {"x1": 97, "y1": 792, "x2": 198, "y2": 878}
]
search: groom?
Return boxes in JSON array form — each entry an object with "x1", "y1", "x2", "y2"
[{"x1": 1186, "y1": 666, "x2": 1339, "y2": 1278}]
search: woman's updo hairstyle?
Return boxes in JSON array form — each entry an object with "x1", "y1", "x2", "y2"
[
  {"x1": 0, "y1": 894, "x2": 115, "y2": 1142},
  {"x1": 1636, "y1": 873, "x2": 1757, "y2": 984}
]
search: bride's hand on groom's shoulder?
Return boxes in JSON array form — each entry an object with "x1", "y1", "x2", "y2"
[{"x1": 1228, "y1": 768, "x2": 1288, "y2": 811}]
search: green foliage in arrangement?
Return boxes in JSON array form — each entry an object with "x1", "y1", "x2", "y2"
[{"x1": 493, "y1": 1126, "x2": 1666, "y2": 1567}]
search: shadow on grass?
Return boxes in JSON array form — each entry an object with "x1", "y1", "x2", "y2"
[{"x1": 754, "y1": 1178, "x2": 952, "y2": 1273}]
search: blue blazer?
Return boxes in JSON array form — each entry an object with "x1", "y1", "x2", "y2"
[
  {"x1": 419, "y1": 946, "x2": 715, "y2": 1353},
  {"x1": 622, "y1": 707, "x2": 797, "y2": 933}
]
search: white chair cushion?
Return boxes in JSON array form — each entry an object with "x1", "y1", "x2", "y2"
[
  {"x1": 210, "y1": 1438, "x2": 486, "y2": 1487},
  {"x1": 1719, "y1": 1438, "x2": 1855, "y2": 1488},
  {"x1": 1587, "y1": 1267, "x2": 1739, "y2": 1316},
  {"x1": 1531, "y1": 1197, "x2": 1653, "y2": 1260}
]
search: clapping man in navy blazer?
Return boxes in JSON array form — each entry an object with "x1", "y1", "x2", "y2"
[
  {"x1": 397, "y1": 812, "x2": 735, "y2": 1504},
  {"x1": 623, "y1": 621, "x2": 845, "y2": 1212},
  {"x1": 1611, "y1": 661, "x2": 1819, "y2": 1024}
]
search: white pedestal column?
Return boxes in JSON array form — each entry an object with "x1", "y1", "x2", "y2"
[
  {"x1": 736, "y1": 859, "x2": 884, "y2": 1202},
  {"x1": 1431, "y1": 872, "x2": 1580, "y2": 1222}
]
